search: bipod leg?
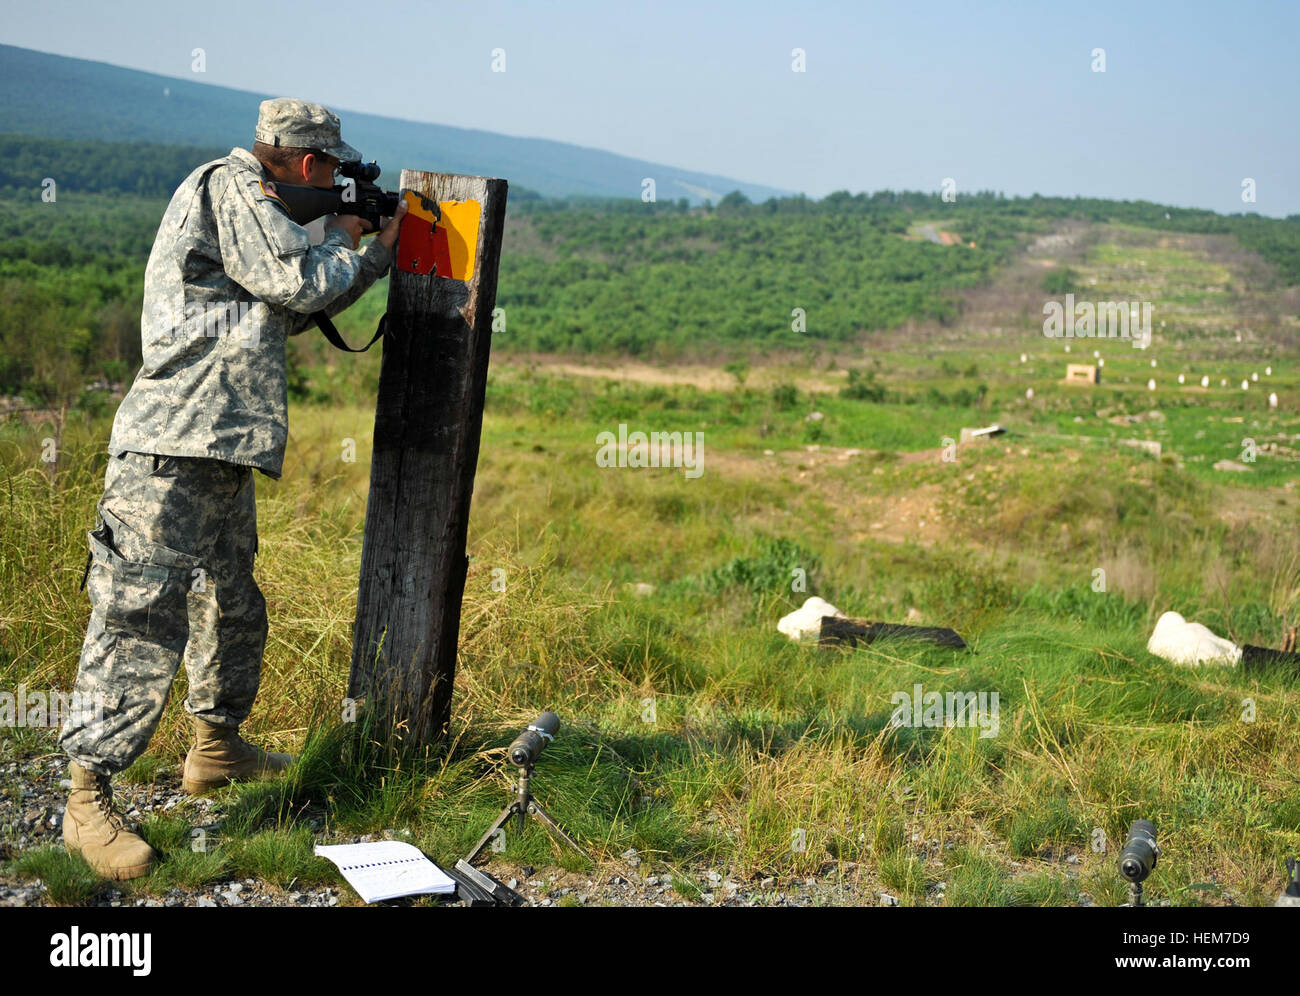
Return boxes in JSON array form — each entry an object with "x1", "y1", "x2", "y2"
[
  {"x1": 527, "y1": 798, "x2": 592, "y2": 862},
  {"x1": 466, "y1": 802, "x2": 521, "y2": 864}
]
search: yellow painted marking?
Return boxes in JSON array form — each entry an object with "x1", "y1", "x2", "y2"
[
  {"x1": 438, "y1": 200, "x2": 481, "y2": 281},
  {"x1": 402, "y1": 189, "x2": 438, "y2": 223}
]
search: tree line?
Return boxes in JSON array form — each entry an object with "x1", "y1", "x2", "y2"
[{"x1": 3, "y1": 133, "x2": 1299, "y2": 405}]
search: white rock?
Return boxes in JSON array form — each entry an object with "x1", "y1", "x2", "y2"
[
  {"x1": 1269, "y1": 392, "x2": 1278, "y2": 409},
  {"x1": 778, "y1": 596, "x2": 843, "y2": 642},
  {"x1": 1147, "y1": 611, "x2": 1241, "y2": 667},
  {"x1": 1201, "y1": 376, "x2": 1209, "y2": 387}
]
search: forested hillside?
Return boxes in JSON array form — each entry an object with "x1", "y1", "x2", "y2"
[{"x1": 3, "y1": 133, "x2": 1299, "y2": 406}]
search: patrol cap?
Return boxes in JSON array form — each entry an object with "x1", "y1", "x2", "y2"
[{"x1": 254, "y1": 98, "x2": 360, "y2": 163}]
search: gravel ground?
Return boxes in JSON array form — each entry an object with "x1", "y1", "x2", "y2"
[{"x1": 1, "y1": 743, "x2": 1105, "y2": 908}]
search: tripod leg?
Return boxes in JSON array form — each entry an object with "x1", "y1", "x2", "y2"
[
  {"x1": 466, "y1": 803, "x2": 520, "y2": 864},
  {"x1": 527, "y1": 800, "x2": 592, "y2": 861}
]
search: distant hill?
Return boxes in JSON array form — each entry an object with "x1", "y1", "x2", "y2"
[{"x1": 0, "y1": 44, "x2": 790, "y2": 205}]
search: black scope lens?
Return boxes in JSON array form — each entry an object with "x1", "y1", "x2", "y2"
[
  {"x1": 508, "y1": 711, "x2": 560, "y2": 767},
  {"x1": 1118, "y1": 819, "x2": 1158, "y2": 882},
  {"x1": 341, "y1": 160, "x2": 382, "y2": 183}
]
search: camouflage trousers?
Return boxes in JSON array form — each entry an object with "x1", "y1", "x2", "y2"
[{"x1": 58, "y1": 452, "x2": 267, "y2": 776}]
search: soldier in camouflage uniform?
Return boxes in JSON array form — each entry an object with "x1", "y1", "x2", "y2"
[{"x1": 58, "y1": 98, "x2": 407, "y2": 880}]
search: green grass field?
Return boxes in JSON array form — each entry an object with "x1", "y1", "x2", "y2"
[{"x1": 2, "y1": 219, "x2": 1298, "y2": 907}]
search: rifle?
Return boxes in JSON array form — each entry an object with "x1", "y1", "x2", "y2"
[{"x1": 273, "y1": 160, "x2": 438, "y2": 232}]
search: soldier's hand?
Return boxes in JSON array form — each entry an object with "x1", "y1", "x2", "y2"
[
  {"x1": 325, "y1": 214, "x2": 366, "y2": 250},
  {"x1": 376, "y1": 200, "x2": 409, "y2": 252}
]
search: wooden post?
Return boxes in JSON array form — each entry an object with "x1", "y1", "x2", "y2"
[{"x1": 348, "y1": 169, "x2": 507, "y2": 747}]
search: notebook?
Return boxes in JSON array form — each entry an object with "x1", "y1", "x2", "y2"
[{"x1": 314, "y1": 840, "x2": 457, "y2": 903}]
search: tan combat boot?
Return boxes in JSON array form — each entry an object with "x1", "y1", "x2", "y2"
[
  {"x1": 63, "y1": 762, "x2": 157, "y2": 881},
  {"x1": 181, "y1": 717, "x2": 296, "y2": 795}
]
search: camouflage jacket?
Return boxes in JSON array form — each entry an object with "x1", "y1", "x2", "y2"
[{"x1": 108, "y1": 146, "x2": 392, "y2": 478}]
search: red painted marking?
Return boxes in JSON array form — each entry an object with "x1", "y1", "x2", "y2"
[
  {"x1": 431, "y1": 224, "x2": 453, "y2": 279},
  {"x1": 396, "y1": 214, "x2": 438, "y2": 275}
]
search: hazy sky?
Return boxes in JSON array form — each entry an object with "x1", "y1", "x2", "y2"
[{"x1": 3, "y1": 0, "x2": 1296, "y2": 215}]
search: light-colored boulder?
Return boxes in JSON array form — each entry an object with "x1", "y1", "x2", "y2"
[
  {"x1": 1147, "y1": 611, "x2": 1241, "y2": 667},
  {"x1": 778, "y1": 596, "x2": 843, "y2": 642}
]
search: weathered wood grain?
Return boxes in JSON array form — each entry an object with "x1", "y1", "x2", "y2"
[{"x1": 348, "y1": 170, "x2": 508, "y2": 746}]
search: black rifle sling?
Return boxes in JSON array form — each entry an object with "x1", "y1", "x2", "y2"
[{"x1": 313, "y1": 311, "x2": 387, "y2": 352}]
